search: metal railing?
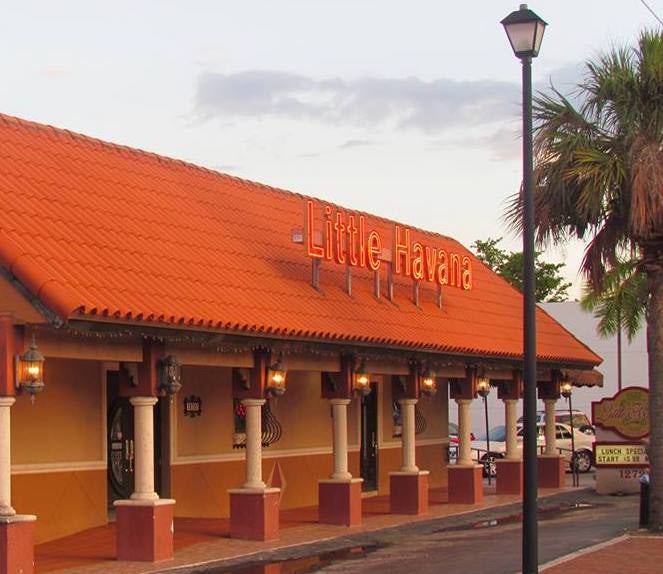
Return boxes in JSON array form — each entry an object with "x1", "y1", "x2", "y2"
[{"x1": 447, "y1": 444, "x2": 588, "y2": 485}]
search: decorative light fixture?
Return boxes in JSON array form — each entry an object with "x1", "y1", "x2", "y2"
[
  {"x1": 158, "y1": 355, "x2": 182, "y2": 399},
  {"x1": 15, "y1": 335, "x2": 45, "y2": 403},
  {"x1": 420, "y1": 368, "x2": 437, "y2": 396},
  {"x1": 559, "y1": 372, "x2": 577, "y2": 486},
  {"x1": 266, "y1": 353, "x2": 287, "y2": 396},
  {"x1": 476, "y1": 371, "x2": 492, "y2": 484},
  {"x1": 353, "y1": 358, "x2": 371, "y2": 396},
  {"x1": 476, "y1": 373, "x2": 491, "y2": 398},
  {"x1": 501, "y1": 4, "x2": 547, "y2": 59}
]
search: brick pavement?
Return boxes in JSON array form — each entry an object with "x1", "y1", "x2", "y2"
[{"x1": 541, "y1": 534, "x2": 663, "y2": 574}]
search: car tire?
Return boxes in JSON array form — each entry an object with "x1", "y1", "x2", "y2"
[
  {"x1": 481, "y1": 453, "x2": 502, "y2": 478},
  {"x1": 572, "y1": 450, "x2": 593, "y2": 473}
]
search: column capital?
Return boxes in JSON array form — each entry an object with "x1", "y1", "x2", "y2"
[
  {"x1": 241, "y1": 398, "x2": 266, "y2": 408},
  {"x1": 503, "y1": 398, "x2": 519, "y2": 405},
  {"x1": 455, "y1": 398, "x2": 472, "y2": 406},
  {"x1": 129, "y1": 396, "x2": 158, "y2": 407},
  {"x1": 330, "y1": 398, "x2": 351, "y2": 407},
  {"x1": 399, "y1": 398, "x2": 418, "y2": 407},
  {"x1": 0, "y1": 397, "x2": 16, "y2": 408}
]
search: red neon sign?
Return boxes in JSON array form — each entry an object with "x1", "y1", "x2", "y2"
[{"x1": 305, "y1": 200, "x2": 472, "y2": 290}]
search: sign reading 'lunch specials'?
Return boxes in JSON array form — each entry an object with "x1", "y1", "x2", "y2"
[
  {"x1": 594, "y1": 443, "x2": 649, "y2": 467},
  {"x1": 305, "y1": 199, "x2": 473, "y2": 290}
]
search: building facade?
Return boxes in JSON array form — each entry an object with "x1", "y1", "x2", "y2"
[{"x1": 0, "y1": 114, "x2": 601, "y2": 570}]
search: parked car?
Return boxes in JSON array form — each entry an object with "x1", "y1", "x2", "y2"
[
  {"x1": 517, "y1": 409, "x2": 595, "y2": 435},
  {"x1": 471, "y1": 422, "x2": 595, "y2": 477}
]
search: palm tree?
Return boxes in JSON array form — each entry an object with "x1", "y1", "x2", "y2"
[
  {"x1": 581, "y1": 259, "x2": 647, "y2": 391},
  {"x1": 506, "y1": 30, "x2": 663, "y2": 529}
]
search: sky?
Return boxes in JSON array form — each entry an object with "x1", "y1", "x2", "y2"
[{"x1": 1, "y1": 0, "x2": 658, "y2": 297}]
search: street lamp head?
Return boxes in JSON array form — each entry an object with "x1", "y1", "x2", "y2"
[
  {"x1": 476, "y1": 374, "x2": 491, "y2": 398},
  {"x1": 501, "y1": 4, "x2": 547, "y2": 59}
]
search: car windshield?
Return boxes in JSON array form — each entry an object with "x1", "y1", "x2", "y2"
[{"x1": 477, "y1": 425, "x2": 507, "y2": 442}]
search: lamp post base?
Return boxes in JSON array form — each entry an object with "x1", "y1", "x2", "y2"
[{"x1": 0, "y1": 514, "x2": 36, "y2": 574}]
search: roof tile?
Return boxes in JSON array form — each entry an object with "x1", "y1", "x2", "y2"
[{"x1": 0, "y1": 113, "x2": 600, "y2": 365}]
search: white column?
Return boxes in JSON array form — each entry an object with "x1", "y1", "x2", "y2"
[
  {"x1": 243, "y1": 398, "x2": 266, "y2": 489},
  {"x1": 544, "y1": 398, "x2": 557, "y2": 456},
  {"x1": 130, "y1": 396, "x2": 159, "y2": 501},
  {"x1": 0, "y1": 397, "x2": 16, "y2": 515},
  {"x1": 330, "y1": 399, "x2": 352, "y2": 479},
  {"x1": 456, "y1": 399, "x2": 473, "y2": 466},
  {"x1": 504, "y1": 399, "x2": 520, "y2": 460},
  {"x1": 400, "y1": 399, "x2": 419, "y2": 472}
]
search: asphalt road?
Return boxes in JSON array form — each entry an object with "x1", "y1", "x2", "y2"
[
  {"x1": 192, "y1": 480, "x2": 640, "y2": 574},
  {"x1": 309, "y1": 491, "x2": 639, "y2": 574}
]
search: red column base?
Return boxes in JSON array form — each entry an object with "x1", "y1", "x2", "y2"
[
  {"x1": 495, "y1": 459, "x2": 523, "y2": 495},
  {"x1": 389, "y1": 471, "x2": 429, "y2": 515},
  {"x1": 114, "y1": 499, "x2": 175, "y2": 562},
  {"x1": 448, "y1": 465, "x2": 484, "y2": 504},
  {"x1": 319, "y1": 478, "x2": 363, "y2": 526},
  {"x1": 229, "y1": 488, "x2": 280, "y2": 541},
  {"x1": 537, "y1": 456, "x2": 566, "y2": 489},
  {"x1": 0, "y1": 514, "x2": 36, "y2": 574}
]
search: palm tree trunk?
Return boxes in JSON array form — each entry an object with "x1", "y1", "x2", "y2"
[{"x1": 647, "y1": 262, "x2": 663, "y2": 529}]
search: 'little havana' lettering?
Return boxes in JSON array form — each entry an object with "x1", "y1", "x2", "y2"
[{"x1": 305, "y1": 200, "x2": 473, "y2": 290}]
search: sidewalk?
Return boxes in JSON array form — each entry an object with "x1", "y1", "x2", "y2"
[
  {"x1": 542, "y1": 533, "x2": 663, "y2": 574},
  {"x1": 34, "y1": 484, "x2": 604, "y2": 574}
]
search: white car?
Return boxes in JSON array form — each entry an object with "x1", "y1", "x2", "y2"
[{"x1": 470, "y1": 422, "x2": 595, "y2": 476}]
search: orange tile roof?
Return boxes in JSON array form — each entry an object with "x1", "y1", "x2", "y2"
[{"x1": 0, "y1": 113, "x2": 600, "y2": 366}]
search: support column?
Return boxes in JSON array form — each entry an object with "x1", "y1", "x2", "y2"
[
  {"x1": 0, "y1": 397, "x2": 15, "y2": 516},
  {"x1": 538, "y1": 397, "x2": 565, "y2": 488},
  {"x1": 389, "y1": 399, "x2": 428, "y2": 515},
  {"x1": 230, "y1": 398, "x2": 280, "y2": 540},
  {"x1": 319, "y1": 399, "x2": 362, "y2": 526},
  {"x1": 448, "y1": 398, "x2": 483, "y2": 504},
  {"x1": 115, "y1": 396, "x2": 175, "y2": 562},
  {"x1": 243, "y1": 398, "x2": 266, "y2": 489},
  {"x1": 496, "y1": 398, "x2": 523, "y2": 495},
  {"x1": 0, "y1": 396, "x2": 36, "y2": 574}
]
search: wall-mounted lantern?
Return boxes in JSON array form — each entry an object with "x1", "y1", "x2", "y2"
[
  {"x1": 15, "y1": 335, "x2": 45, "y2": 403},
  {"x1": 353, "y1": 358, "x2": 371, "y2": 396},
  {"x1": 420, "y1": 368, "x2": 437, "y2": 396},
  {"x1": 266, "y1": 353, "x2": 287, "y2": 396},
  {"x1": 158, "y1": 355, "x2": 182, "y2": 399}
]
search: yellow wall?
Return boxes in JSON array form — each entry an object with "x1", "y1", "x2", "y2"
[
  {"x1": 10, "y1": 357, "x2": 107, "y2": 543},
  {"x1": 13, "y1": 470, "x2": 107, "y2": 543},
  {"x1": 177, "y1": 365, "x2": 235, "y2": 456},
  {"x1": 12, "y1": 358, "x2": 104, "y2": 464}
]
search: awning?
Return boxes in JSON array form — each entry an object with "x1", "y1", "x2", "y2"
[{"x1": 566, "y1": 368, "x2": 603, "y2": 387}]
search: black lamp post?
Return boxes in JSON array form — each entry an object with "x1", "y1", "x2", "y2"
[
  {"x1": 476, "y1": 374, "x2": 492, "y2": 485},
  {"x1": 560, "y1": 379, "x2": 578, "y2": 487},
  {"x1": 501, "y1": 5, "x2": 547, "y2": 573}
]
